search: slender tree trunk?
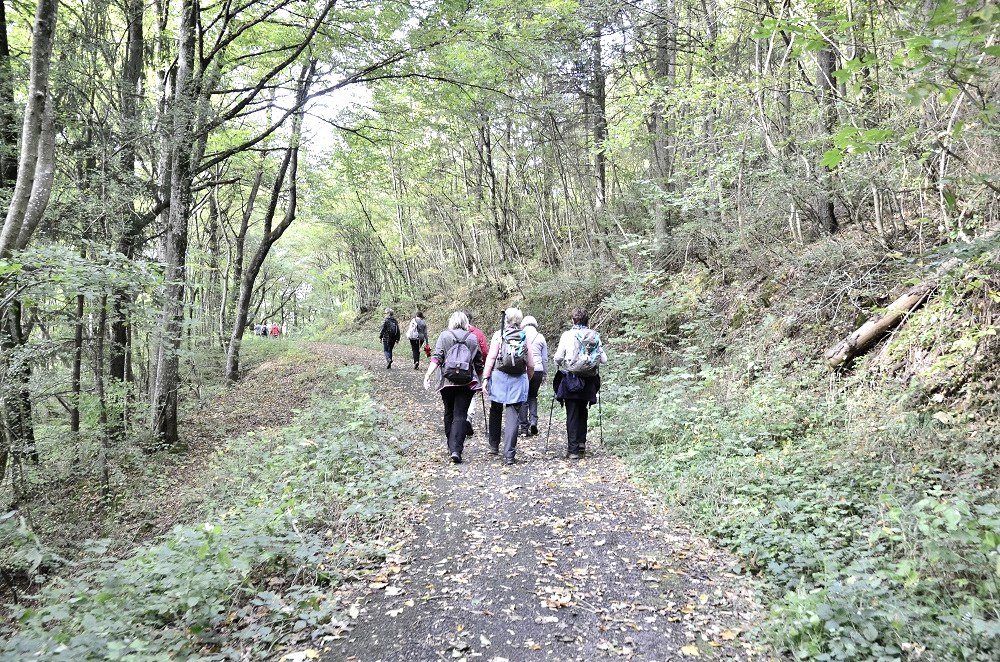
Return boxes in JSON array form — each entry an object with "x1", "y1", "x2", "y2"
[
  {"x1": 150, "y1": 0, "x2": 197, "y2": 445},
  {"x1": 0, "y1": 0, "x2": 19, "y2": 188},
  {"x1": 71, "y1": 292, "x2": 84, "y2": 436},
  {"x1": 94, "y1": 295, "x2": 110, "y2": 497},
  {"x1": 0, "y1": 0, "x2": 58, "y2": 258},
  {"x1": 650, "y1": 0, "x2": 677, "y2": 253},
  {"x1": 815, "y1": 14, "x2": 839, "y2": 235},
  {"x1": 225, "y1": 64, "x2": 313, "y2": 382}
]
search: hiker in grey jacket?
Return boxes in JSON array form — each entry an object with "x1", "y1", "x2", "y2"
[
  {"x1": 518, "y1": 315, "x2": 548, "y2": 436},
  {"x1": 423, "y1": 311, "x2": 484, "y2": 463}
]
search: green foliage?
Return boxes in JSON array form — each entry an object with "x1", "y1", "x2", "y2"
[
  {"x1": 603, "y1": 326, "x2": 999, "y2": 659},
  {"x1": 1, "y1": 367, "x2": 416, "y2": 660}
]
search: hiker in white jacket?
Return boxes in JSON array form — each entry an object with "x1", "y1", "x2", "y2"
[{"x1": 518, "y1": 316, "x2": 548, "y2": 436}]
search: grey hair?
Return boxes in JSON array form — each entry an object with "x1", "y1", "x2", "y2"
[
  {"x1": 447, "y1": 311, "x2": 470, "y2": 330},
  {"x1": 504, "y1": 307, "x2": 523, "y2": 327}
]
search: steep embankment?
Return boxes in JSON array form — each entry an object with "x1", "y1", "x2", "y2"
[{"x1": 582, "y1": 236, "x2": 1000, "y2": 660}]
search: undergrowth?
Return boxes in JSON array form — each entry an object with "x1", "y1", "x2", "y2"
[
  {"x1": 601, "y1": 262, "x2": 1000, "y2": 660},
  {"x1": 0, "y1": 366, "x2": 416, "y2": 660}
]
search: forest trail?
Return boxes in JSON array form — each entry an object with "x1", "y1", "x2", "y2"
[{"x1": 307, "y1": 342, "x2": 762, "y2": 662}]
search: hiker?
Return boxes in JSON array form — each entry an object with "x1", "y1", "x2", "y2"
[
  {"x1": 464, "y1": 310, "x2": 490, "y2": 359},
  {"x1": 423, "y1": 311, "x2": 484, "y2": 463},
  {"x1": 379, "y1": 308, "x2": 401, "y2": 368},
  {"x1": 518, "y1": 315, "x2": 548, "y2": 437},
  {"x1": 462, "y1": 310, "x2": 490, "y2": 436},
  {"x1": 270, "y1": 322, "x2": 280, "y2": 339},
  {"x1": 253, "y1": 322, "x2": 262, "y2": 337},
  {"x1": 552, "y1": 307, "x2": 607, "y2": 459},
  {"x1": 406, "y1": 311, "x2": 430, "y2": 370},
  {"x1": 482, "y1": 307, "x2": 535, "y2": 465}
]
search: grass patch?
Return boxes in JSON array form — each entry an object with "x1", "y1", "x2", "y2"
[{"x1": 1, "y1": 365, "x2": 417, "y2": 660}]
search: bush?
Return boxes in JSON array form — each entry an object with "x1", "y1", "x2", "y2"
[
  {"x1": 1, "y1": 367, "x2": 416, "y2": 660},
  {"x1": 602, "y1": 341, "x2": 1000, "y2": 660}
]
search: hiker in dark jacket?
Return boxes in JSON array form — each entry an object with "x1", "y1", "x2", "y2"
[
  {"x1": 423, "y1": 311, "x2": 484, "y2": 463},
  {"x1": 553, "y1": 307, "x2": 608, "y2": 459},
  {"x1": 406, "y1": 310, "x2": 429, "y2": 370},
  {"x1": 379, "y1": 308, "x2": 401, "y2": 369}
]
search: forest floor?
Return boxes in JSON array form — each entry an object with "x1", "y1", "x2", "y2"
[{"x1": 306, "y1": 342, "x2": 765, "y2": 662}]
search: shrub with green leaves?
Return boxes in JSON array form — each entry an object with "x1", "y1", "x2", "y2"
[
  {"x1": 602, "y1": 344, "x2": 1000, "y2": 660},
  {"x1": 1, "y1": 366, "x2": 415, "y2": 660}
]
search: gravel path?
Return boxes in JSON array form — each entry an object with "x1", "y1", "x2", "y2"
[{"x1": 310, "y1": 342, "x2": 763, "y2": 662}]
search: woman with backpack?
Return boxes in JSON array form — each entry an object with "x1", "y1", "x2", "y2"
[
  {"x1": 423, "y1": 311, "x2": 484, "y2": 464},
  {"x1": 481, "y1": 307, "x2": 535, "y2": 466},
  {"x1": 553, "y1": 307, "x2": 607, "y2": 459},
  {"x1": 406, "y1": 311, "x2": 429, "y2": 370}
]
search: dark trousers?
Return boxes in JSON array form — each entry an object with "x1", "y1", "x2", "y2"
[
  {"x1": 442, "y1": 387, "x2": 475, "y2": 457},
  {"x1": 519, "y1": 371, "x2": 545, "y2": 431},
  {"x1": 409, "y1": 338, "x2": 421, "y2": 364},
  {"x1": 382, "y1": 340, "x2": 395, "y2": 364},
  {"x1": 565, "y1": 399, "x2": 589, "y2": 454},
  {"x1": 489, "y1": 400, "x2": 524, "y2": 460}
]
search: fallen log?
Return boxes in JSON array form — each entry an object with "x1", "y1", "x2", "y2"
[{"x1": 823, "y1": 282, "x2": 936, "y2": 370}]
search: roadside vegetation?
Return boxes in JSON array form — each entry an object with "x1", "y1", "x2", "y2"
[
  {"x1": 1, "y1": 365, "x2": 416, "y2": 659},
  {"x1": 592, "y1": 245, "x2": 1000, "y2": 660}
]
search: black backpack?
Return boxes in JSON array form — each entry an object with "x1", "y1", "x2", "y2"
[
  {"x1": 442, "y1": 331, "x2": 476, "y2": 383},
  {"x1": 384, "y1": 317, "x2": 399, "y2": 341}
]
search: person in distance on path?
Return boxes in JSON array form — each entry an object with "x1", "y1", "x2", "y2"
[
  {"x1": 378, "y1": 308, "x2": 401, "y2": 368},
  {"x1": 553, "y1": 307, "x2": 607, "y2": 459},
  {"x1": 482, "y1": 307, "x2": 535, "y2": 465},
  {"x1": 424, "y1": 311, "x2": 484, "y2": 463},
  {"x1": 406, "y1": 310, "x2": 429, "y2": 370}
]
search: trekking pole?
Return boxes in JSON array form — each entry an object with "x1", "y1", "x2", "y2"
[
  {"x1": 544, "y1": 394, "x2": 555, "y2": 455},
  {"x1": 480, "y1": 389, "x2": 488, "y2": 437},
  {"x1": 597, "y1": 392, "x2": 603, "y2": 447}
]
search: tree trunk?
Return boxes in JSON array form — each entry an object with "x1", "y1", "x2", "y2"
[
  {"x1": 0, "y1": 0, "x2": 59, "y2": 258},
  {"x1": 0, "y1": 0, "x2": 19, "y2": 188},
  {"x1": 650, "y1": 0, "x2": 677, "y2": 253},
  {"x1": 823, "y1": 284, "x2": 935, "y2": 369},
  {"x1": 150, "y1": 0, "x2": 197, "y2": 445},
  {"x1": 224, "y1": 63, "x2": 313, "y2": 382},
  {"x1": 814, "y1": 15, "x2": 839, "y2": 235},
  {"x1": 71, "y1": 292, "x2": 84, "y2": 436}
]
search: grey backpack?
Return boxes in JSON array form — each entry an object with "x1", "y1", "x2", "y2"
[{"x1": 442, "y1": 331, "x2": 475, "y2": 383}]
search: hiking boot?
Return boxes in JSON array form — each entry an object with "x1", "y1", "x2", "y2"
[
  {"x1": 387, "y1": 360, "x2": 392, "y2": 369},
  {"x1": 566, "y1": 452, "x2": 584, "y2": 460},
  {"x1": 414, "y1": 361, "x2": 419, "y2": 370},
  {"x1": 504, "y1": 456, "x2": 516, "y2": 466},
  {"x1": 487, "y1": 446, "x2": 499, "y2": 456},
  {"x1": 450, "y1": 453, "x2": 462, "y2": 464},
  {"x1": 518, "y1": 427, "x2": 530, "y2": 437},
  {"x1": 530, "y1": 424, "x2": 538, "y2": 436}
]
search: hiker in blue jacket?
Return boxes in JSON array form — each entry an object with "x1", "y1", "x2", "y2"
[{"x1": 482, "y1": 307, "x2": 535, "y2": 465}]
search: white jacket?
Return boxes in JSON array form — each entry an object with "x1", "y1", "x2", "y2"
[{"x1": 523, "y1": 325, "x2": 548, "y2": 373}]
